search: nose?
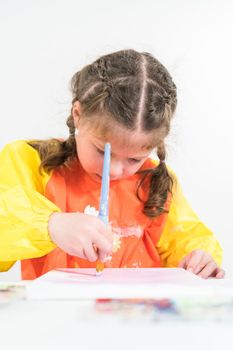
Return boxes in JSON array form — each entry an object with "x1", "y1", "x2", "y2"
[{"x1": 110, "y1": 160, "x2": 124, "y2": 180}]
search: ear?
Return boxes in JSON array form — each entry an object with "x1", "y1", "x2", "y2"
[{"x1": 72, "y1": 101, "x2": 82, "y2": 128}]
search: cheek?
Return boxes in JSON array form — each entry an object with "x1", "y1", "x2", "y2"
[
  {"x1": 124, "y1": 162, "x2": 144, "y2": 176},
  {"x1": 77, "y1": 145, "x2": 102, "y2": 173},
  {"x1": 91, "y1": 157, "x2": 103, "y2": 172}
]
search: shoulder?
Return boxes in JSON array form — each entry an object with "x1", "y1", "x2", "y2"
[
  {"x1": 0, "y1": 140, "x2": 42, "y2": 174},
  {"x1": 140, "y1": 157, "x2": 177, "y2": 177},
  {"x1": 139, "y1": 158, "x2": 159, "y2": 170},
  {"x1": 1, "y1": 140, "x2": 40, "y2": 160},
  {"x1": 2, "y1": 139, "x2": 38, "y2": 153},
  {"x1": 0, "y1": 140, "x2": 50, "y2": 191}
]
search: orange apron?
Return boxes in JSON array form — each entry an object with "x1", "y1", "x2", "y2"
[{"x1": 21, "y1": 159, "x2": 169, "y2": 279}]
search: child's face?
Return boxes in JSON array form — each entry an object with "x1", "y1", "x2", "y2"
[{"x1": 75, "y1": 121, "x2": 155, "y2": 183}]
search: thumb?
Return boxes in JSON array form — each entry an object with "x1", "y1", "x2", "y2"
[{"x1": 98, "y1": 251, "x2": 112, "y2": 263}]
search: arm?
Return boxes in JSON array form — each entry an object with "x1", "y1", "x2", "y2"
[
  {"x1": 0, "y1": 141, "x2": 113, "y2": 270},
  {"x1": 0, "y1": 141, "x2": 60, "y2": 271},
  {"x1": 156, "y1": 176, "x2": 223, "y2": 270}
]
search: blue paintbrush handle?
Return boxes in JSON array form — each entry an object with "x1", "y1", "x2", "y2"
[{"x1": 98, "y1": 143, "x2": 111, "y2": 224}]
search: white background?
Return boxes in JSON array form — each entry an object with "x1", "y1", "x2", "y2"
[{"x1": 0, "y1": 0, "x2": 232, "y2": 280}]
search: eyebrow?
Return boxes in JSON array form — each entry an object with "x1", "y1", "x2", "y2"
[{"x1": 95, "y1": 144, "x2": 149, "y2": 159}]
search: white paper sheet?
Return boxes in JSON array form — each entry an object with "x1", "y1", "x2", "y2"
[{"x1": 26, "y1": 268, "x2": 232, "y2": 300}]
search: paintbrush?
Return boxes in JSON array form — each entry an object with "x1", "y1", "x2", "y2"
[{"x1": 96, "y1": 143, "x2": 111, "y2": 275}]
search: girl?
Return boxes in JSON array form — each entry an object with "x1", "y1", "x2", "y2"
[{"x1": 0, "y1": 49, "x2": 224, "y2": 280}]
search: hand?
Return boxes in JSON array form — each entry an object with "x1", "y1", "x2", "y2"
[
  {"x1": 48, "y1": 212, "x2": 113, "y2": 263},
  {"x1": 178, "y1": 249, "x2": 225, "y2": 279}
]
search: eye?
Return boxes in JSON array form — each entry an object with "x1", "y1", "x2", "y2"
[
  {"x1": 96, "y1": 147, "x2": 104, "y2": 155},
  {"x1": 128, "y1": 158, "x2": 142, "y2": 164}
]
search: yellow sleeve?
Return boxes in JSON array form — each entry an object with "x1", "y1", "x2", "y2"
[
  {"x1": 156, "y1": 174, "x2": 223, "y2": 267},
  {"x1": 0, "y1": 140, "x2": 60, "y2": 271}
]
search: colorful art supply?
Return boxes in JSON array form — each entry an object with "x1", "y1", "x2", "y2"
[{"x1": 96, "y1": 143, "x2": 111, "y2": 275}]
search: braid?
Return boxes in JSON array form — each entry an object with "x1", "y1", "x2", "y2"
[
  {"x1": 66, "y1": 113, "x2": 76, "y2": 136},
  {"x1": 137, "y1": 142, "x2": 174, "y2": 218},
  {"x1": 28, "y1": 114, "x2": 77, "y2": 173},
  {"x1": 94, "y1": 59, "x2": 114, "y2": 89}
]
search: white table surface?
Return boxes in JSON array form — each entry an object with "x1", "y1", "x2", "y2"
[
  {"x1": 1, "y1": 276, "x2": 233, "y2": 350},
  {"x1": 1, "y1": 299, "x2": 233, "y2": 350}
]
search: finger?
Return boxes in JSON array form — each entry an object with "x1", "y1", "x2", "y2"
[
  {"x1": 72, "y1": 249, "x2": 88, "y2": 261},
  {"x1": 96, "y1": 220, "x2": 113, "y2": 242},
  {"x1": 80, "y1": 249, "x2": 89, "y2": 261},
  {"x1": 215, "y1": 268, "x2": 225, "y2": 279},
  {"x1": 186, "y1": 250, "x2": 209, "y2": 274},
  {"x1": 93, "y1": 244, "x2": 111, "y2": 262},
  {"x1": 83, "y1": 243, "x2": 98, "y2": 262},
  {"x1": 178, "y1": 255, "x2": 189, "y2": 269},
  {"x1": 93, "y1": 243, "x2": 112, "y2": 263},
  {"x1": 93, "y1": 231, "x2": 113, "y2": 255},
  {"x1": 98, "y1": 251, "x2": 112, "y2": 263},
  {"x1": 198, "y1": 261, "x2": 218, "y2": 279}
]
